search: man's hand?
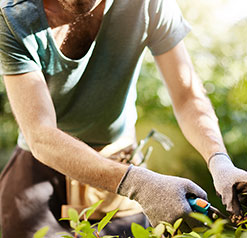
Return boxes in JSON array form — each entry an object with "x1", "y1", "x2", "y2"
[
  {"x1": 209, "y1": 153, "x2": 247, "y2": 215},
  {"x1": 117, "y1": 165, "x2": 207, "y2": 227}
]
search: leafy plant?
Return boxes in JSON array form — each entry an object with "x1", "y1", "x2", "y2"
[
  {"x1": 33, "y1": 200, "x2": 119, "y2": 238},
  {"x1": 234, "y1": 213, "x2": 247, "y2": 238},
  {"x1": 33, "y1": 226, "x2": 50, "y2": 238},
  {"x1": 131, "y1": 213, "x2": 247, "y2": 238},
  {"x1": 131, "y1": 217, "x2": 201, "y2": 238},
  {"x1": 33, "y1": 203, "x2": 247, "y2": 238}
]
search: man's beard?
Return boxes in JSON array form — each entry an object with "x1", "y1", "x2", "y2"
[{"x1": 57, "y1": 0, "x2": 97, "y2": 15}]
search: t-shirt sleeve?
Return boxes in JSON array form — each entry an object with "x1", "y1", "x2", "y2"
[
  {"x1": 0, "y1": 11, "x2": 40, "y2": 75},
  {"x1": 147, "y1": 0, "x2": 191, "y2": 56}
]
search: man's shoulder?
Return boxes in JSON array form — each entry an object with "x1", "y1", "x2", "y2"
[
  {"x1": 0, "y1": 0, "x2": 13, "y2": 9},
  {"x1": 0, "y1": 0, "x2": 27, "y2": 9},
  {"x1": 0, "y1": 0, "x2": 43, "y2": 41},
  {"x1": 116, "y1": 0, "x2": 162, "y2": 14}
]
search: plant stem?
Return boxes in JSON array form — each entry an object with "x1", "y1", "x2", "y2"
[{"x1": 95, "y1": 232, "x2": 100, "y2": 238}]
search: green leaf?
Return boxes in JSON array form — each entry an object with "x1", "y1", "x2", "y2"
[
  {"x1": 146, "y1": 227, "x2": 153, "y2": 232},
  {"x1": 188, "y1": 231, "x2": 201, "y2": 238},
  {"x1": 237, "y1": 218, "x2": 247, "y2": 226},
  {"x1": 209, "y1": 218, "x2": 228, "y2": 234},
  {"x1": 160, "y1": 221, "x2": 175, "y2": 235},
  {"x1": 152, "y1": 223, "x2": 165, "y2": 237},
  {"x1": 174, "y1": 231, "x2": 201, "y2": 238},
  {"x1": 91, "y1": 222, "x2": 100, "y2": 228},
  {"x1": 192, "y1": 227, "x2": 208, "y2": 233},
  {"x1": 68, "y1": 208, "x2": 79, "y2": 223},
  {"x1": 174, "y1": 218, "x2": 183, "y2": 230},
  {"x1": 235, "y1": 226, "x2": 243, "y2": 238},
  {"x1": 75, "y1": 220, "x2": 92, "y2": 233},
  {"x1": 202, "y1": 219, "x2": 228, "y2": 238},
  {"x1": 78, "y1": 230, "x2": 95, "y2": 237},
  {"x1": 202, "y1": 229, "x2": 214, "y2": 238},
  {"x1": 239, "y1": 231, "x2": 247, "y2": 238},
  {"x1": 59, "y1": 218, "x2": 71, "y2": 221},
  {"x1": 189, "y1": 212, "x2": 213, "y2": 226},
  {"x1": 55, "y1": 232, "x2": 74, "y2": 237},
  {"x1": 33, "y1": 226, "x2": 49, "y2": 238},
  {"x1": 86, "y1": 200, "x2": 104, "y2": 220},
  {"x1": 98, "y1": 209, "x2": 119, "y2": 233},
  {"x1": 80, "y1": 233, "x2": 95, "y2": 238},
  {"x1": 102, "y1": 236, "x2": 119, "y2": 238},
  {"x1": 70, "y1": 220, "x2": 77, "y2": 229},
  {"x1": 160, "y1": 221, "x2": 174, "y2": 228},
  {"x1": 78, "y1": 207, "x2": 91, "y2": 220},
  {"x1": 131, "y1": 223, "x2": 150, "y2": 238},
  {"x1": 166, "y1": 225, "x2": 175, "y2": 235},
  {"x1": 173, "y1": 235, "x2": 186, "y2": 238}
]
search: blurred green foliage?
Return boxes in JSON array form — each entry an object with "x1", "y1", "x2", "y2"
[
  {"x1": 0, "y1": 0, "x2": 246, "y2": 216},
  {"x1": 0, "y1": 76, "x2": 18, "y2": 171},
  {"x1": 136, "y1": 0, "x2": 247, "y2": 213}
]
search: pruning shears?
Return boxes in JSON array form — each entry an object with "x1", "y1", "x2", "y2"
[
  {"x1": 188, "y1": 197, "x2": 228, "y2": 221},
  {"x1": 187, "y1": 197, "x2": 245, "y2": 231}
]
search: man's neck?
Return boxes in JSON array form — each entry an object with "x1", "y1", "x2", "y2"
[
  {"x1": 43, "y1": 0, "x2": 104, "y2": 15},
  {"x1": 43, "y1": 0, "x2": 105, "y2": 27},
  {"x1": 89, "y1": 0, "x2": 103, "y2": 13},
  {"x1": 43, "y1": 0, "x2": 61, "y2": 14}
]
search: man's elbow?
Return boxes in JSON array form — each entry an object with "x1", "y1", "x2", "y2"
[{"x1": 26, "y1": 125, "x2": 57, "y2": 164}]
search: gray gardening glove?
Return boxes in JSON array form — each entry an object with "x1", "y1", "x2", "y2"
[
  {"x1": 117, "y1": 165, "x2": 207, "y2": 227},
  {"x1": 208, "y1": 153, "x2": 247, "y2": 216}
]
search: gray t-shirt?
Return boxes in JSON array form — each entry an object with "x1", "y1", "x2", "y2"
[{"x1": 0, "y1": 0, "x2": 191, "y2": 150}]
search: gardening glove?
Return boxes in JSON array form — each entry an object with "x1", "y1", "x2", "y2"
[
  {"x1": 117, "y1": 165, "x2": 207, "y2": 228},
  {"x1": 208, "y1": 153, "x2": 247, "y2": 216}
]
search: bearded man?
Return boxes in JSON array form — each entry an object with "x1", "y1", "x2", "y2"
[{"x1": 0, "y1": 0, "x2": 247, "y2": 237}]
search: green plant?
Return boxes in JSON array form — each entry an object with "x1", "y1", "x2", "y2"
[
  {"x1": 130, "y1": 218, "x2": 187, "y2": 238},
  {"x1": 33, "y1": 226, "x2": 50, "y2": 238},
  {"x1": 33, "y1": 200, "x2": 119, "y2": 238},
  {"x1": 33, "y1": 201, "x2": 247, "y2": 238},
  {"x1": 131, "y1": 213, "x2": 247, "y2": 238},
  {"x1": 130, "y1": 217, "x2": 200, "y2": 238}
]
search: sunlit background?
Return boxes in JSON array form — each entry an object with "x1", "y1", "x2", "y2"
[
  {"x1": 0, "y1": 0, "x2": 247, "y2": 220},
  {"x1": 136, "y1": 0, "x2": 247, "y2": 213}
]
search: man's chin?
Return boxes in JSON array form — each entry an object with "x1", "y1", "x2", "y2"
[{"x1": 57, "y1": 0, "x2": 97, "y2": 15}]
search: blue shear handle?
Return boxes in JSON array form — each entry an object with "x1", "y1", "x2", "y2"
[{"x1": 188, "y1": 198, "x2": 211, "y2": 215}]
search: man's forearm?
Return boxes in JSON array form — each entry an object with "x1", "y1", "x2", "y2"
[
  {"x1": 154, "y1": 42, "x2": 227, "y2": 162},
  {"x1": 29, "y1": 125, "x2": 128, "y2": 193},
  {"x1": 173, "y1": 91, "x2": 227, "y2": 162},
  {"x1": 4, "y1": 72, "x2": 128, "y2": 193}
]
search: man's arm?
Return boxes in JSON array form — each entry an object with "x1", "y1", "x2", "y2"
[
  {"x1": 4, "y1": 71, "x2": 128, "y2": 192},
  {"x1": 154, "y1": 41, "x2": 247, "y2": 216},
  {"x1": 154, "y1": 41, "x2": 227, "y2": 162},
  {"x1": 4, "y1": 62, "x2": 208, "y2": 227}
]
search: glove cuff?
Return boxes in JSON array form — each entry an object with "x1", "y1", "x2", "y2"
[
  {"x1": 208, "y1": 152, "x2": 233, "y2": 172},
  {"x1": 116, "y1": 164, "x2": 134, "y2": 194},
  {"x1": 116, "y1": 165, "x2": 159, "y2": 200},
  {"x1": 208, "y1": 152, "x2": 231, "y2": 167}
]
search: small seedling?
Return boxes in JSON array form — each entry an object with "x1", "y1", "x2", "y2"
[{"x1": 33, "y1": 200, "x2": 119, "y2": 238}]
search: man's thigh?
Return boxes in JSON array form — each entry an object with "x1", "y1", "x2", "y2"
[
  {"x1": 93, "y1": 213, "x2": 150, "y2": 238},
  {"x1": 0, "y1": 146, "x2": 69, "y2": 238},
  {"x1": 0, "y1": 147, "x2": 150, "y2": 238}
]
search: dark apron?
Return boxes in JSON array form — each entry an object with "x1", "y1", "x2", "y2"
[{"x1": 0, "y1": 146, "x2": 149, "y2": 238}]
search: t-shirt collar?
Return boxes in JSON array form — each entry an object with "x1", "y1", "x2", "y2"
[{"x1": 104, "y1": 0, "x2": 114, "y2": 15}]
